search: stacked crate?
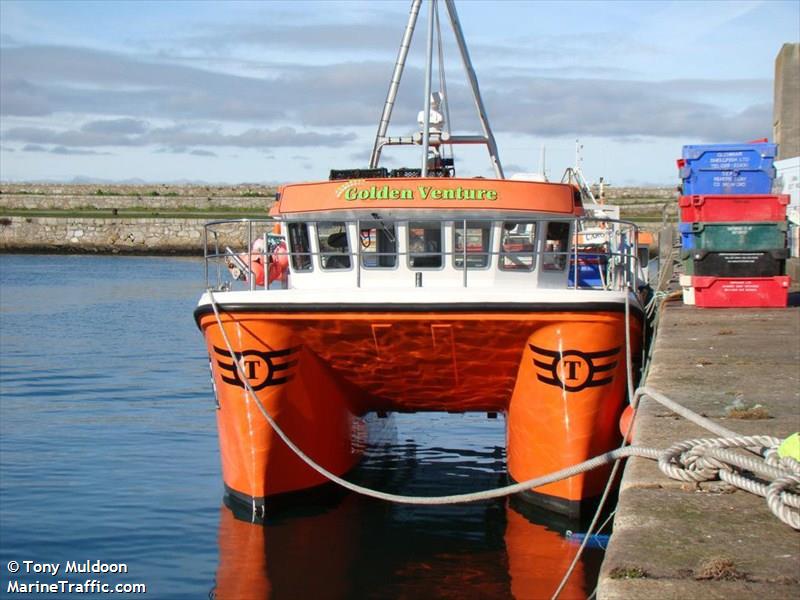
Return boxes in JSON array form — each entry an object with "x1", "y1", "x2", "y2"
[{"x1": 677, "y1": 142, "x2": 790, "y2": 307}]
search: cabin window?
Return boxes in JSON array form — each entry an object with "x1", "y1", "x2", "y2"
[
  {"x1": 316, "y1": 222, "x2": 352, "y2": 270},
  {"x1": 453, "y1": 221, "x2": 491, "y2": 269},
  {"x1": 499, "y1": 221, "x2": 537, "y2": 271},
  {"x1": 287, "y1": 223, "x2": 312, "y2": 271},
  {"x1": 543, "y1": 221, "x2": 571, "y2": 271},
  {"x1": 360, "y1": 221, "x2": 397, "y2": 268},
  {"x1": 407, "y1": 221, "x2": 442, "y2": 268}
]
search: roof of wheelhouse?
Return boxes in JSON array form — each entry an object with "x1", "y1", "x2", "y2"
[{"x1": 270, "y1": 178, "x2": 585, "y2": 219}]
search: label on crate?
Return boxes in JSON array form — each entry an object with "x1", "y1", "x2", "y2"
[
  {"x1": 724, "y1": 225, "x2": 755, "y2": 234},
  {"x1": 719, "y1": 280, "x2": 761, "y2": 293},
  {"x1": 708, "y1": 152, "x2": 750, "y2": 170},
  {"x1": 712, "y1": 252, "x2": 764, "y2": 263},
  {"x1": 710, "y1": 173, "x2": 748, "y2": 189}
]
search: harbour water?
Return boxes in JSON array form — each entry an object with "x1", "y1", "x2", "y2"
[{"x1": 0, "y1": 255, "x2": 603, "y2": 599}]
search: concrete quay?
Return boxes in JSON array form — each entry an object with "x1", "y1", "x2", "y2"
[{"x1": 598, "y1": 302, "x2": 800, "y2": 599}]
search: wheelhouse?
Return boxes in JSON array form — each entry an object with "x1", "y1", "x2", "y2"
[{"x1": 202, "y1": 179, "x2": 641, "y2": 293}]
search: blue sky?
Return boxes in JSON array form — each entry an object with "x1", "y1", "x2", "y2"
[{"x1": 1, "y1": 0, "x2": 798, "y2": 186}]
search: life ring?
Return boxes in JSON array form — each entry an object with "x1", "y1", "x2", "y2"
[
  {"x1": 242, "y1": 238, "x2": 266, "y2": 286},
  {"x1": 267, "y1": 240, "x2": 289, "y2": 284},
  {"x1": 228, "y1": 238, "x2": 287, "y2": 287}
]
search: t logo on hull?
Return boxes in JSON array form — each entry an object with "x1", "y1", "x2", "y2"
[
  {"x1": 213, "y1": 346, "x2": 300, "y2": 391},
  {"x1": 530, "y1": 345, "x2": 620, "y2": 392}
]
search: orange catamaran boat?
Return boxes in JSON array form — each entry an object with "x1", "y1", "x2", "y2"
[{"x1": 195, "y1": 0, "x2": 646, "y2": 518}]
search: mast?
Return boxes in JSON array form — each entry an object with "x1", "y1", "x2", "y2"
[
  {"x1": 442, "y1": 0, "x2": 503, "y2": 178},
  {"x1": 420, "y1": 0, "x2": 436, "y2": 176},
  {"x1": 369, "y1": 0, "x2": 423, "y2": 169},
  {"x1": 369, "y1": 0, "x2": 504, "y2": 178}
]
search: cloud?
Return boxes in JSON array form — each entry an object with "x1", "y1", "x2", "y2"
[
  {"x1": 182, "y1": 17, "x2": 402, "y2": 54},
  {"x1": 481, "y1": 76, "x2": 772, "y2": 142},
  {"x1": 0, "y1": 45, "x2": 402, "y2": 126},
  {"x1": 50, "y1": 146, "x2": 112, "y2": 155},
  {"x1": 20, "y1": 143, "x2": 110, "y2": 155},
  {"x1": 0, "y1": 43, "x2": 773, "y2": 145},
  {"x1": 82, "y1": 118, "x2": 150, "y2": 135},
  {"x1": 0, "y1": 79, "x2": 53, "y2": 116},
  {"x1": 156, "y1": 146, "x2": 216, "y2": 157},
  {"x1": 3, "y1": 124, "x2": 356, "y2": 149}
]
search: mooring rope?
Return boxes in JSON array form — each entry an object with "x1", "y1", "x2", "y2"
[{"x1": 205, "y1": 289, "x2": 800, "y2": 530}]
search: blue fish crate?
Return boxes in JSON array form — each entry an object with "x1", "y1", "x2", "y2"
[
  {"x1": 568, "y1": 254, "x2": 607, "y2": 288},
  {"x1": 679, "y1": 142, "x2": 776, "y2": 195}
]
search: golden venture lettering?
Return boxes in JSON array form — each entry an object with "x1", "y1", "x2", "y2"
[{"x1": 343, "y1": 185, "x2": 498, "y2": 201}]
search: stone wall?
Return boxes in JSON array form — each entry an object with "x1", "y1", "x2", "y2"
[
  {"x1": 774, "y1": 43, "x2": 800, "y2": 160},
  {"x1": 0, "y1": 194, "x2": 273, "y2": 211},
  {"x1": 0, "y1": 216, "x2": 237, "y2": 254},
  {"x1": 0, "y1": 184, "x2": 679, "y2": 253},
  {"x1": 0, "y1": 183, "x2": 277, "y2": 211}
]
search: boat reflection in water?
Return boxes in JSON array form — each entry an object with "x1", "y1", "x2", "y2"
[{"x1": 211, "y1": 416, "x2": 602, "y2": 600}]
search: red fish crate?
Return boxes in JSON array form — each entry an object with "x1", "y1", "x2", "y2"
[
  {"x1": 689, "y1": 275, "x2": 790, "y2": 308},
  {"x1": 679, "y1": 194, "x2": 789, "y2": 223}
]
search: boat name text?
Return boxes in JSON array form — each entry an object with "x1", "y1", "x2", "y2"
[{"x1": 343, "y1": 185, "x2": 498, "y2": 202}]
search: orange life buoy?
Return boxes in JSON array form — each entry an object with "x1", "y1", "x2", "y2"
[
  {"x1": 250, "y1": 255, "x2": 265, "y2": 286},
  {"x1": 241, "y1": 239, "x2": 266, "y2": 286},
  {"x1": 619, "y1": 404, "x2": 635, "y2": 442},
  {"x1": 267, "y1": 240, "x2": 289, "y2": 284}
]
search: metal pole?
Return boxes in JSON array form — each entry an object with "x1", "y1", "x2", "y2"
[
  {"x1": 203, "y1": 225, "x2": 208, "y2": 287},
  {"x1": 214, "y1": 230, "x2": 221, "y2": 287},
  {"x1": 421, "y1": 0, "x2": 436, "y2": 176},
  {"x1": 573, "y1": 220, "x2": 578, "y2": 289},
  {"x1": 248, "y1": 221, "x2": 254, "y2": 291},
  {"x1": 443, "y1": 0, "x2": 504, "y2": 179},
  {"x1": 462, "y1": 219, "x2": 468, "y2": 287},
  {"x1": 356, "y1": 220, "x2": 361, "y2": 288},
  {"x1": 262, "y1": 232, "x2": 268, "y2": 290},
  {"x1": 370, "y1": 0, "x2": 422, "y2": 168}
]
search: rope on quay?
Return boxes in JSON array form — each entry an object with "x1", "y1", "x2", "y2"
[{"x1": 206, "y1": 290, "x2": 800, "y2": 530}]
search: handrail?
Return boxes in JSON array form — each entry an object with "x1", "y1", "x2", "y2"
[{"x1": 202, "y1": 216, "x2": 642, "y2": 293}]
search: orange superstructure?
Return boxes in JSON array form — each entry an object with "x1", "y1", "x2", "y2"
[{"x1": 271, "y1": 178, "x2": 583, "y2": 217}]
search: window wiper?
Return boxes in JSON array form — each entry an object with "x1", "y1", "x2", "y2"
[{"x1": 371, "y1": 212, "x2": 396, "y2": 243}]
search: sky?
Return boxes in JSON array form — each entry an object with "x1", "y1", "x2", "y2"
[{"x1": 0, "y1": 0, "x2": 798, "y2": 186}]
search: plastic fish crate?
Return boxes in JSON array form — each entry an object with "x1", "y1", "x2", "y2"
[
  {"x1": 568, "y1": 254, "x2": 608, "y2": 288},
  {"x1": 681, "y1": 249, "x2": 787, "y2": 276},
  {"x1": 679, "y1": 194, "x2": 789, "y2": 223},
  {"x1": 688, "y1": 275, "x2": 790, "y2": 308},
  {"x1": 679, "y1": 221, "x2": 787, "y2": 251},
  {"x1": 568, "y1": 263, "x2": 604, "y2": 288},
  {"x1": 678, "y1": 142, "x2": 776, "y2": 195}
]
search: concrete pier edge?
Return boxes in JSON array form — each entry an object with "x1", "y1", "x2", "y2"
[{"x1": 597, "y1": 301, "x2": 800, "y2": 600}]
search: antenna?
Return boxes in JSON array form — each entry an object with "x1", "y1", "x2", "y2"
[{"x1": 539, "y1": 144, "x2": 547, "y2": 180}]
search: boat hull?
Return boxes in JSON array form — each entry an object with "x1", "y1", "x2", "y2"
[{"x1": 196, "y1": 303, "x2": 642, "y2": 516}]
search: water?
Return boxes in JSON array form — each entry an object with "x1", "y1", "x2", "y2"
[{"x1": 0, "y1": 255, "x2": 603, "y2": 599}]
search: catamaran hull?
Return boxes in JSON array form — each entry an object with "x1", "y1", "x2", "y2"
[{"x1": 196, "y1": 303, "x2": 642, "y2": 517}]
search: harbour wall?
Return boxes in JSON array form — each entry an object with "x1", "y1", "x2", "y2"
[
  {"x1": 0, "y1": 183, "x2": 276, "y2": 210},
  {"x1": 598, "y1": 303, "x2": 800, "y2": 599},
  {"x1": 0, "y1": 193, "x2": 273, "y2": 211},
  {"x1": 0, "y1": 184, "x2": 678, "y2": 254},
  {"x1": 0, "y1": 216, "x2": 212, "y2": 254}
]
